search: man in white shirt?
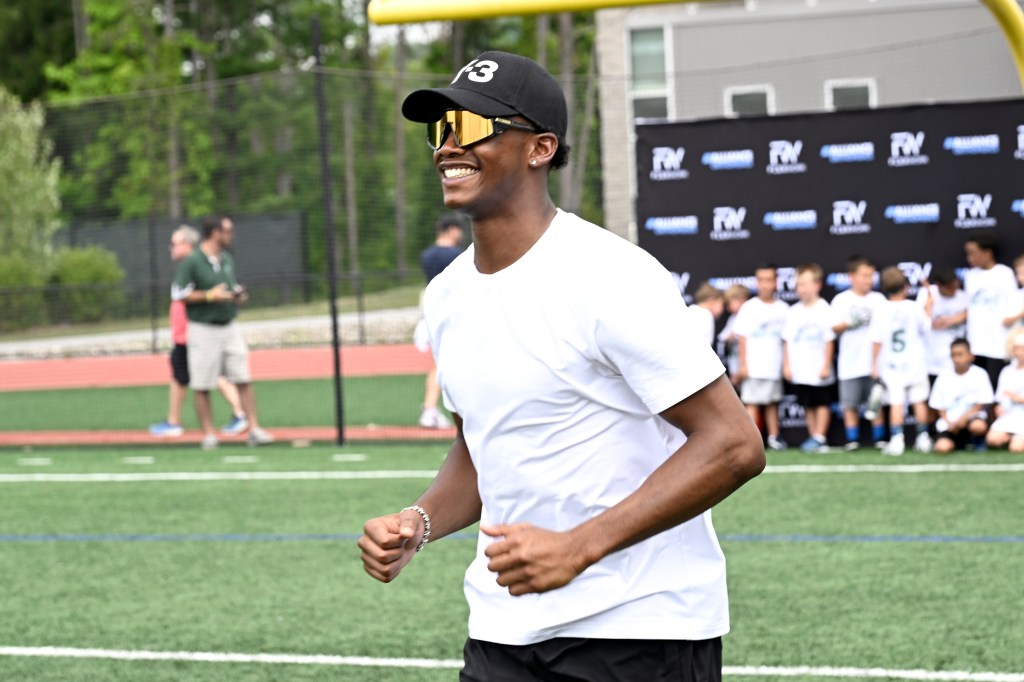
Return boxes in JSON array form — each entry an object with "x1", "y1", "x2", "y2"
[{"x1": 357, "y1": 51, "x2": 765, "y2": 681}]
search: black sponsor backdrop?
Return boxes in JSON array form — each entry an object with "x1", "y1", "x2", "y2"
[
  {"x1": 636, "y1": 98, "x2": 1024, "y2": 301},
  {"x1": 635, "y1": 98, "x2": 1024, "y2": 444}
]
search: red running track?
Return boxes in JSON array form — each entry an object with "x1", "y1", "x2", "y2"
[
  {"x1": 0, "y1": 344, "x2": 433, "y2": 392},
  {"x1": 0, "y1": 344, "x2": 445, "y2": 446}
]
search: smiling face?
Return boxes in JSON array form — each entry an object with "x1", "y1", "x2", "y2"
[
  {"x1": 432, "y1": 112, "x2": 550, "y2": 219},
  {"x1": 754, "y1": 268, "x2": 777, "y2": 301}
]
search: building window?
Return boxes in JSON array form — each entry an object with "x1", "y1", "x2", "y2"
[
  {"x1": 825, "y1": 78, "x2": 877, "y2": 111},
  {"x1": 630, "y1": 28, "x2": 666, "y2": 93},
  {"x1": 724, "y1": 85, "x2": 775, "y2": 118},
  {"x1": 630, "y1": 27, "x2": 669, "y2": 120}
]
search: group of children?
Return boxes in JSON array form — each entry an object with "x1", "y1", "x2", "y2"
[{"x1": 692, "y1": 231, "x2": 1024, "y2": 455}]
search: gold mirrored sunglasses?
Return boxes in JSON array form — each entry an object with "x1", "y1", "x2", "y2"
[{"x1": 427, "y1": 110, "x2": 539, "y2": 150}]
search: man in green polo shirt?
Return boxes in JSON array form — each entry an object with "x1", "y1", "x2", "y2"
[{"x1": 172, "y1": 215, "x2": 273, "y2": 449}]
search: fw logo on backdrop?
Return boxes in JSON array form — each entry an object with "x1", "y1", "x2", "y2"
[
  {"x1": 955, "y1": 194, "x2": 996, "y2": 229},
  {"x1": 888, "y1": 132, "x2": 929, "y2": 167},
  {"x1": 766, "y1": 140, "x2": 806, "y2": 174},
  {"x1": 830, "y1": 200, "x2": 871, "y2": 235},
  {"x1": 1016, "y1": 125, "x2": 1024, "y2": 160},
  {"x1": 650, "y1": 147, "x2": 689, "y2": 180},
  {"x1": 711, "y1": 207, "x2": 750, "y2": 241}
]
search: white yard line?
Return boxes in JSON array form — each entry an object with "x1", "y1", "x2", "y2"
[
  {"x1": 16, "y1": 458, "x2": 52, "y2": 466},
  {"x1": 331, "y1": 453, "x2": 368, "y2": 462},
  {"x1": 763, "y1": 464, "x2": 1024, "y2": 474},
  {"x1": 0, "y1": 647, "x2": 1020, "y2": 680},
  {"x1": 222, "y1": 455, "x2": 259, "y2": 464},
  {"x1": 121, "y1": 457, "x2": 155, "y2": 465},
  {"x1": 0, "y1": 470, "x2": 439, "y2": 483}
]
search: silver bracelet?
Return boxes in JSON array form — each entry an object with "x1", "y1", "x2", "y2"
[{"x1": 402, "y1": 505, "x2": 431, "y2": 552}]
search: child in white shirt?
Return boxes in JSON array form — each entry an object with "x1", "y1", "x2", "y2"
[
  {"x1": 928, "y1": 338, "x2": 993, "y2": 453},
  {"x1": 734, "y1": 264, "x2": 789, "y2": 450},
  {"x1": 690, "y1": 282, "x2": 725, "y2": 349},
  {"x1": 831, "y1": 255, "x2": 888, "y2": 449},
  {"x1": 782, "y1": 263, "x2": 836, "y2": 452},
  {"x1": 870, "y1": 266, "x2": 932, "y2": 456},
  {"x1": 987, "y1": 328, "x2": 1024, "y2": 453}
]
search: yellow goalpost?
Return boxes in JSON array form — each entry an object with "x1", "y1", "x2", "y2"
[{"x1": 367, "y1": 0, "x2": 1024, "y2": 91}]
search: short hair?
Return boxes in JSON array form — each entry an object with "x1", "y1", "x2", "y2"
[
  {"x1": 931, "y1": 266, "x2": 959, "y2": 286},
  {"x1": 965, "y1": 230, "x2": 999, "y2": 258},
  {"x1": 724, "y1": 284, "x2": 751, "y2": 302},
  {"x1": 694, "y1": 282, "x2": 724, "y2": 304},
  {"x1": 550, "y1": 137, "x2": 571, "y2": 170},
  {"x1": 201, "y1": 216, "x2": 225, "y2": 239},
  {"x1": 435, "y1": 212, "x2": 467, "y2": 234},
  {"x1": 797, "y1": 263, "x2": 823, "y2": 282},
  {"x1": 950, "y1": 337, "x2": 971, "y2": 352},
  {"x1": 880, "y1": 266, "x2": 907, "y2": 295},
  {"x1": 173, "y1": 225, "x2": 200, "y2": 247},
  {"x1": 755, "y1": 262, "x2": 777, "y2": 274},
  {"x1": 847, "y1": 255, "x2": 875, "y2": 273}
]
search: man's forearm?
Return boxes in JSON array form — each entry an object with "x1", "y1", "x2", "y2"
[
  {"x1": 570, "y1": 376, "x2": 764, "y2": 568},
  {"x1": 415, "y1": 422, "x2": 482, "y2": 541}
]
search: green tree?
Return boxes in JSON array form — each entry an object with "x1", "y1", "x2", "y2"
[
  {"x1": 0, "y1": 0, "x2": 76, "y2": 103},
  {"x1": 0, "y1": 85, "x2": 62, "y2": 261}
]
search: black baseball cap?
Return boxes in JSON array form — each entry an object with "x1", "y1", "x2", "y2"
[{"x1": 402, "y1": 51, "x2": 568, "y2": 140}]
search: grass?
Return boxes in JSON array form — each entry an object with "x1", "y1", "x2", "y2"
[
  {"x1": 0, "y1": 376, "x2": 427, "y2": 431},
  {"x1": 0, "y1": 445, "x2": 1021, "y2": 680}
]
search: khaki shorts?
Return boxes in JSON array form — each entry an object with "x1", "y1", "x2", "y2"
[{"x1": 186, "y1": 321, "x2": 251, "y2": 391}]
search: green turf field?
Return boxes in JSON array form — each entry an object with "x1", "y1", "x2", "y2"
[
  {"x1": 0, "y1": 376, "x2": 426, "y2": 431},
  {"x1": 1, "y1": 444, "x2": 1021, "y2": 681}
]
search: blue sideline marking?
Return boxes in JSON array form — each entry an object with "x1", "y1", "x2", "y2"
[{"x1": 0, "y1": 533, "x2": 1021, "y2": 544}]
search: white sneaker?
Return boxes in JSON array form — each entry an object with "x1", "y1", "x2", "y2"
[
  {"x1": 418, "y1": 408, "x2": 451, "y2": 429},
  {"x1": 200, "y1": 434, "x2": 219, "y2": 450},
  {"x1": 248, "y1": 427, "x2": 275, "y2": 447},
  {"x1": 914, "y1": 432, "x2": 934, "y2": 453},
  {"x1": 882, "y1": 434, "x2": 905, "y2": 457}
]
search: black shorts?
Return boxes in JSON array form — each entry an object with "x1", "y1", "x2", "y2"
[
  {"x1": 974, "y1": 355, "x2": 1006, "y2": 391},
  {"x1": 460, "y1": 636, "x2": 722, "y2": 682},
  {"x1": 170, "y1": 344, "x2": 189, "y2": 386},
  {"x1": 792, "y1": 383, "x2": 836, "y2": 408},
  {"x1": 936, "y1": 430, "x2": 972, "y2": 449}
]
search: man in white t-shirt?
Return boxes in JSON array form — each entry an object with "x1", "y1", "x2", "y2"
[
  {"x1": 733, "y1": 265, "x2": 789, "y2": 450},
  {"x1": 831, "y1": 255, "x2": 888, "y2": 450},
  {"x1": 963, "y1": 232, "x2": 1016, "y2": 389},
  {"x1": 928, "y1": 338, "x2": 993, "y2": 453},
  {"x1": 357, "y1": 51, "x2": 765, "y2": 682}
]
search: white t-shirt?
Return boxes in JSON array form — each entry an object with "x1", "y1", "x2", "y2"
[
  {"x1": 964, "y1": 264, "x2": 1017, "y2": 359},
  {"x1": 690, "y1": 305, "x2": 716, "y2": 348},
  {"x1": 928, "y1": 364, "x2": 994, "y2": 431},
  {"x1": 869, "y1": 298, "x2": 929, "y2": 389},
  {"x1": 915, "y1": 285, "x2": 968, "y2": 376},
  {"x1": 717, "y1": 313, "x2": 741, "y2": 376},
  {"x1": 994, "y1": 363, "x2": 1024, "y2": 429},
  {"x1": 424, "y1": 210, "x2": 729, "y2": 646},
  {"x1": 830, "y1": 289, "x2": 887, "y2": 381},
  {"x1": 782, "y1": 298, "x2": 836, "y2": 386},
  {"x1": 732, "y1": 297, "x2": 788, "y2": 380}
]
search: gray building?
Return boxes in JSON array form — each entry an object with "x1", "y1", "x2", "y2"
[{"x1": 595, "y1": 0, "x2": 1023, "y2": 239}]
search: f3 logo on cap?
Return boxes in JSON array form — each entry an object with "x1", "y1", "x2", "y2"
[{"x1": 452, "y1": 59, "x2": 499, "y2": 84}]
